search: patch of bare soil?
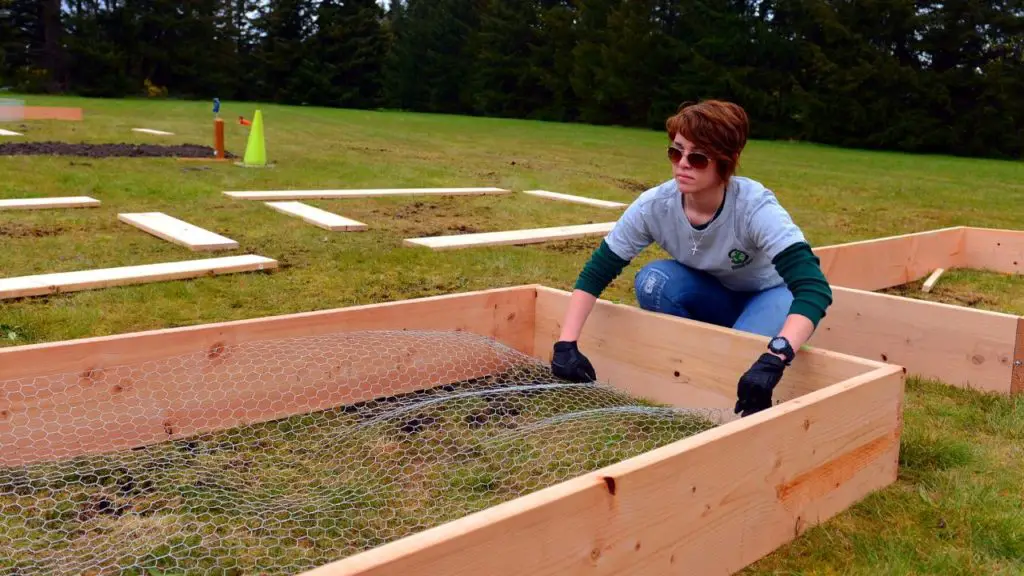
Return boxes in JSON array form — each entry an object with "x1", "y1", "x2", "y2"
[
  {"x1": 0, "y1": 141, "x2": 237, "y2": 159},
  {"x1": 0, "y1": 223, "x2": 67, "y2": 238}
]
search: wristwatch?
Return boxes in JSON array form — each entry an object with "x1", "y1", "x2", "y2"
[{"x1": 768, "y1": 336, "x2": 795, "y2": 365}]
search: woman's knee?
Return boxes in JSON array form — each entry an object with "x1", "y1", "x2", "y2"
[{"x1": 633, "y1": 259, "x2": 705, "y2": 315}]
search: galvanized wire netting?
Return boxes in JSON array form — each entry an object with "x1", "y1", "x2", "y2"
[{"x1": 0, "y1": 330, "x2": 722, "y2": 575}]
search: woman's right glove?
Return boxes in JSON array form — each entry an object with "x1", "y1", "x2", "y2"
[{"x1": 551, "y1": 340, "x2": 597, "y2": 383}]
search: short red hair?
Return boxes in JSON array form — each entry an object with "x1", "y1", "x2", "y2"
[{"x1": 666, "y1": 100, "x2": 749, "y2": 181}]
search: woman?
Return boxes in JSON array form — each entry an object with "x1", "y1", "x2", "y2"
[{"x1": 550, "y1": 99, "x2": 833, "y2": 417}]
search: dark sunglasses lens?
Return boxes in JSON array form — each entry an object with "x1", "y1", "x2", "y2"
[
  {"x1": 667, "y1": 147, "x2": 682, "y2": 163},
  {"x1": 687, "y1": 153, "x2": 709, "y2": 169}
]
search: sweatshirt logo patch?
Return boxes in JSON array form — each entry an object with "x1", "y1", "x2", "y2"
[{"x1": 729, "y1": 249, "x2": 750, "y2": 269}]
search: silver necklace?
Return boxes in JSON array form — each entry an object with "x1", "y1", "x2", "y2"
[{"x1": 688, "y1": 225, "x2": 707, "y2": 255}]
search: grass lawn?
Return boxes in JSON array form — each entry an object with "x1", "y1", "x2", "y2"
[{"x1": 1, "y1": 94, "x2": 1022, "y2": 575}]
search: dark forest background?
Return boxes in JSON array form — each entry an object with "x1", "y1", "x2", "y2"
[{"x1": 1, "y1": 0, "x2": 1022, "y2": 158}]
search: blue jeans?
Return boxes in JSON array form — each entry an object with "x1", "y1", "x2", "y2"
[{"x1": 633, "y1": 259, "x2": 792, "y2": 337}]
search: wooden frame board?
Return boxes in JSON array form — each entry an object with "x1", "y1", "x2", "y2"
[
  {"x1": 0, "y1": 128, "x2": 22, "y2": 136},
  {"x1": 404, "y1": 222, "x2": 616, "y2": 250},
  {"x1": 0, "y1": 254, "x2": 277, "y2": 300},
  {"x1": 118, "y1": 212, "x2": 240, "y2": 251},
  {"x1": 265, "y1": 201, "x2": 367, "y2": 231},
  {"x1": 22, "y1": 106, "x2": 83, "y2": 121},
  {"x1": 809, "y1": 225, "x2": 1024, "y2": 395},
  {"x1": 522, "y1": 189, "x2": 627, "y2": 209},
  {"x1": 0, "y1": 196, "x2": 100, "y2": 210},
  {"x1": 223, "y1": 187, "x2": 510, "y2": 200},
  {"x1": 0, "y1": 284, "x2": 904, "y2": 575}
]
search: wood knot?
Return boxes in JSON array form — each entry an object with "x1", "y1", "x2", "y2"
[
  {"x1": 880, "y1": 354, "x2": 888, "y2": 362},
  {"x1": 590, "y1": 547, "x2": 601, "y2": 561},
  {"x1": 0, "y1": 410, "x2": 8, "y2": 420},
  {"x1": 602, "y1": 476, "x2": 616, "y2": 495},
  {"x1": 634, "y1": 541, "x2": 642, "y2": 551},
  {"x1": 971, "y1": 354, "x2": 984, "y2": 365},
  {"x1": 162, "y1": 421, "x2": 175, "y2": 436},
  {"x1": 803, "y1": 418, "x2": 811, "y2": 431},
  {"x1": 207, "y1": 343, "x2": 226, "y2": 360},
  {"x1": 673, "y1": 371, "x2": 681, "y2": 377}
]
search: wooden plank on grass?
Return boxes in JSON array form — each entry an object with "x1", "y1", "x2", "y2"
[
  {"x1": 118, "y1": 212, "x2": 239, "y2": 251},
  {"x1": 404, "y1": 222, "x2": 616, "y2": 251},
  {"x1": 224, "y1": 187, "x2": 511, "y2": 200},
  {"x1": 22, "y1": 106, "x2": 83, "y2": 121},
  {"x1": 0, "y1": 196, "x2": 100, "y2": 210},
  {"x1": 132, "y1": 128, "x2": 175, "y2": 135},
  {"x1": 0, "y1": 254, "x2": 277, "y2": 301},
  {"x1": 0, "y1": 128, "x2": 22, "y2": 136},
  {"x1": 522, "y1": 189, "x2": 627, "y2": 209},
  {"x1": 265, "y1": 201, "x2": 367, "y2": 231}
]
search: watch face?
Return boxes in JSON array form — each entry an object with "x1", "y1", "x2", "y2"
[{"x1": 770, "y1": 337, "x2": 789, "y2": 353}]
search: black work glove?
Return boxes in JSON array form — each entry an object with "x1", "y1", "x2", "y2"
[
  {"x1": 551, "y1": 340, "x2": 596, "y2": 383},
  {"x1": 734, "y1": 353, "x2": 787, "y2": 417}
]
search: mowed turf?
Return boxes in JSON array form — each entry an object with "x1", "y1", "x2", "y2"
[{"x1": 1, "y1": 94, "x2": 1022, "y2": 575}]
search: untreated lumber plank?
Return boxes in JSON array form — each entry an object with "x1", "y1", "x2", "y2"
[
  {"x1": 963, "y1": 226, "x2": 1024, "y2": 275},
  {"x1": 922, "y1": 268, "x2": 944, "y2": 292},
  {"x1": 22, "y1": 106, "x2": 83, "y2": 121},
  {"x1": 224, "y1": 187, "x2": 510, "y2": 200},
  {"x1": 0, "y1": 196, "x2": 100, "y2": 210},
  {"x1": 301, "y1": 363, "x2": 904, "y2": 576},
  {"x1": 522, "y1": 189, "x2": 627, "y2": 209},
  {"x1": 813, "y1": 226, "x2": 967, "y2": 290},
  {"x1": 265, "y1": 201, "x2": 367, "y2": 231},
  {"x1": 404, "y1": 222, "x2": 616, "y2": 251},
  {"x1": 118, "y1": 212, "x2": 239, "y2": 251},
  {"x1": 0, "y1": 254, "x2": 277, "y2": 301},
  {"x1": 132, "y1": 128, "x2": 174, "y2": 135},
  {"x1": 810, "y1": 285, "x2": 1018, "y2": 395},
  {"x1": 0, "y1": 285, "x2": 536, "y2": 466},
  {"x1": 0, "y1": 128, "x2": 22, "y2": 136},
  {"x1": 533, "y1": 286, "x2": 886, "y2": 412}
]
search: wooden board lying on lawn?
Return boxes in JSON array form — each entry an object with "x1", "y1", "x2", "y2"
[
  {"x1": 132, "y1": 128, "x2": 174, "y2": 135},
  {"x1": 0, "y1": 283, "x2": 903, "y2": 576},
  {"x1": 0, "y1": 196, "x2": 100, "y2": 210},
  {"x1": 809, "y1": 225, "x2": 1024, "y2": 396},
  {"x1": 223, "y1": 187, "x2": 510, "y2": 200},
  {"x1": 523, "y1": 189, "x2": 627, "y2": 209},
  {"x1": 22, "y1": 106, "x2": 83, "y2": 121},
  {"x1": 0, "y1": 128, "x2": 22, "y2": 136},
  {"x1": 404, "y1": 222, "x2": 616, "y2": 250},
  {"x1": 265, "y1": 201, "x2": 367, "y2": 231},
  {"x1": 118, "y1": 212, "x2": 239, "y2": 251},
  {"x1": 0, "y1": 254, "x2": 276, "y2": 301}
]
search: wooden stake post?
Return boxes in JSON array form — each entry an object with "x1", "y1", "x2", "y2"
[{"x1": 0, "y1": 284, "x2": 904, "y2": 575}]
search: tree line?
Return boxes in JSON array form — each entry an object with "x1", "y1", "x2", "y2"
[{"x1": 2, "y1": 0, "x2": 1022, "y2": 159}]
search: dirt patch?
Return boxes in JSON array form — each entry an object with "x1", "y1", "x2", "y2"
[
  {"x1": 539, "y1": 237, "x2": 601, "y2": 254},
  {"x1": 0, "y1": 141, "x2": 237, "y2": 159},
  {"x1": 0, "y1": 222, "x2": 66, "y2": 238},
  {"x1": 611, "y1": 177, "x2": 656, "y2": 192}
]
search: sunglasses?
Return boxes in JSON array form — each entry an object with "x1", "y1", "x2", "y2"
[{"x1": 667, "y1": 145, "x2": 710, "y2": 169}]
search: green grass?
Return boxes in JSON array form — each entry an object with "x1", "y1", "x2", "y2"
[{"x1": 1, "y1": 94, "x2": 1023, "y2": 574}]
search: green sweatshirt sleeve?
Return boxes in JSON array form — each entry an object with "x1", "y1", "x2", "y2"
[
  {"x1": 772, "y1": 242, "x2": 833, "y2": 327},
  {"x1": 573, "y1": 239, "x2": 631, "y2": 297}
]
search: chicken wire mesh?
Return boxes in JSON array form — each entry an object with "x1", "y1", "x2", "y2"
[{"x1": 0, "y1": 329, "x2": 723, "y2": 575}]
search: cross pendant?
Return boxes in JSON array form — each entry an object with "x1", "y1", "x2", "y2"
[{"x1": 691, "y1": 244, "x2": 698, "y2": 255}]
